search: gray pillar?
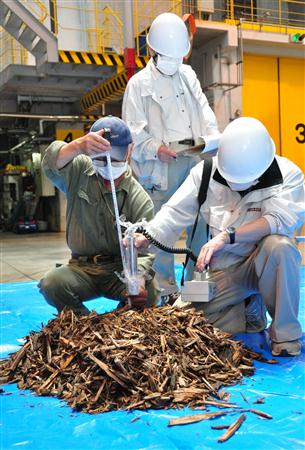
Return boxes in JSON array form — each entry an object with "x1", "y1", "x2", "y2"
[{"x1": 122, "y1": 0, "x2": 135, "y2": 49}]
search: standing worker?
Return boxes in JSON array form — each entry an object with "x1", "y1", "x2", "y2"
[
  {"x1": 39, "y1": 116, "x2": 159, "y2": 314},
  {"x1": 133, "y1": 118, "x2": 305, "y2": 357},
  {"x1": 122, "y1": 12, "x2": 221, "y2": 304}
]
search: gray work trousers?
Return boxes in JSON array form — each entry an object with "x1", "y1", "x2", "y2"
[
  {"x1": 147, "y1": 155, "x2": 207, "y2": 295},
  {"x1": 39, "y1": 259, "x2": 160, "y2": 315},
  {"x1": 188, "y1": 235, "x2": 302, "y2": 342}
]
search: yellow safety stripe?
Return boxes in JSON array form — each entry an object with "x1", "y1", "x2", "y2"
[
  {"x1": 59, "y1": 51, "x2": 70, "y2": 63},
  {"x1": 103, "y1": 53, "x2": 114, "y2": 66},
  {"x1": 79, "y1": 115, "x2": 100, "y2": 121},
  {"x1": 80, "y1": 52, "x2": 92, "y2": 65},
  {"x1": 81, "y1": 71, "x2": 129, "y2": 112},
  {"x1": 69, "y1": 51, "x2": 81, "y2": 64},
  {"x1": 92, "y1": 53, "x2": 104, "y2": 65},
  {"x1": 58, "y1": 50, "x2": 148, "y2": 68}
]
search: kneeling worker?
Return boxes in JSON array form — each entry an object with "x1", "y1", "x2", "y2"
[
  {"x1": 39, "y1": 116, "x2": 159, "y2": 314},
  {"x1": 134, "y1": 117, "x2": 305, "y2": 357}
]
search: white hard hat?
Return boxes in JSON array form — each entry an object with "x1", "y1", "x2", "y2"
[
  {"x1": 217, "y1": 117, "x2": 275, "y2": 183},
  {"x1": 147, "y1": 13, "x2": 190, "y2": 58}
]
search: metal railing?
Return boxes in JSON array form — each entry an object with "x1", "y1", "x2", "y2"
[
  {"x1": 182, "y1": 0, "x2": 305, "y2": 30},
  {"x1": 0, "y1": 29, "x2": 28, "y2": 69},
  {"x1": 83, "y1": 0, "x2": 182, "y2": 55},
  {"x1": 24, "y1": 0, "x2": 48, "y2": 23},
  {"x1": 0, "y1": 0, "x2": 304, "y2": 71},
  {"x1": 94, "y1": 5, "x2": 124, "y2": 54}
]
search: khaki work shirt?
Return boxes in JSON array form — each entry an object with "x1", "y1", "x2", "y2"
[{"x1": 42, "y1": 141, "x2": 155, "y2": 273}]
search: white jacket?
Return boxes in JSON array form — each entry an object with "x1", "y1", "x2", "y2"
[
  {"x1": 122, "y1": 59, "x2": 219, "y2": 191},
  {"x1": 146, "y1": 156, "x2": 305, "y2": 270}
]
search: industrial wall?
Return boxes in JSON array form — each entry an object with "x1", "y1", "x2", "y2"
[{"x1": 243, "y1": 54, "x2": 305, "y2": 172}]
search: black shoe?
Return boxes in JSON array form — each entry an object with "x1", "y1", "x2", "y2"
[{"x1": 160, "y1": 292, "x2": 180, "y2": 306}]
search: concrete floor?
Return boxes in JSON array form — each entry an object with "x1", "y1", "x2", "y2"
[
  {"x1": 1, "y1": 232, "x2": 70, "y2": 283},
  {"x1": 1, "y1": 231, "x2": 304, "y2": 284}
]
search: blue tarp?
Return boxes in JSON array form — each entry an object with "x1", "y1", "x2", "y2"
[{"x1": 1, "y1": 267, "x2": 304, "y2": 450}]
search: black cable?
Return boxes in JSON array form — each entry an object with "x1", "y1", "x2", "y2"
[{"x1": 137, "y1": 227, "x2": 198, "y2": 263}]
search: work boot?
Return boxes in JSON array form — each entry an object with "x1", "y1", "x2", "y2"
[
  {"x1": 271, "y1": 339, "x2": 301, "y2": 357},
  {"x1": 245, "y1": 294, "x2": 267, "y2": 333}
]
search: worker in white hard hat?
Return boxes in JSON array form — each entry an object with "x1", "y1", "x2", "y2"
[
  {"x1": 122, "y1": 12, "x2": 221, "y2": 305},
  {"x1": 133, "y1": 117, "x2": 305, "y2": 357}
]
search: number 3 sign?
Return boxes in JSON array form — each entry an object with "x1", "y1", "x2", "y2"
[{"x1": 296, "y1": 123, "x2": 305, "y2": 144}]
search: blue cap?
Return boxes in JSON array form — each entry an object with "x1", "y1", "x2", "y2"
[{"x1": 90, "y1": 115, "x2": 133, "y2": 161}]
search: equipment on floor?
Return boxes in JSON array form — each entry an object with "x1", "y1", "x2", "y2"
[
  {"x1": 180, "y1": 270, "x2": 216, "y2": 303},
  {"x1": 4, "y1": 171, "x2": 39, "y2": 233},
  {"x1": 14, "y1": 217, "x2": 38, "y2": 233}
]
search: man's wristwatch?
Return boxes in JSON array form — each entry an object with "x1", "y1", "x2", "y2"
[{"x1": 226, "y1": 226, "x2": 236, "y2": 244}]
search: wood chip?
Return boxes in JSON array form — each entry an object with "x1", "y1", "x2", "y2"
[
  {"x1": 203, "y1": 399, "x2": 238, "y2": 408},
  {"x1": 218, "y1": 414, "x2": 246, "y2": 443},
  {"x1": 0, "y1": 307, "x2": 272, "y2": 414},
  {"x1": 168, "y1": 410, "x2": 237, "y2": 427},
  {"x1": 253, "y1": 397, "x2": 265, "y2": 404},
  {"x1": 240, "y1": 392, "x2": 249, "y2": 403},
  {"x1": 250, "y1": 408, "x2": 273, "y2": 419}
]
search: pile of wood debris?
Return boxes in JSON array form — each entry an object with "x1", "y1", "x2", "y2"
[{"x1": 0, "y1": 306, "x2": 268, "y2": 414}]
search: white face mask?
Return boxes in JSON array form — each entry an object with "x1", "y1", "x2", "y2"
[
  {"x1": 156, "y1": 54, "x2": 183, "y2": 76},
  {"x1": 227, "y1": 179, "x2": 258, "y2": 191},
  {"x1": 92, "y1": 159, "x2": 128, "y2": 180}
]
